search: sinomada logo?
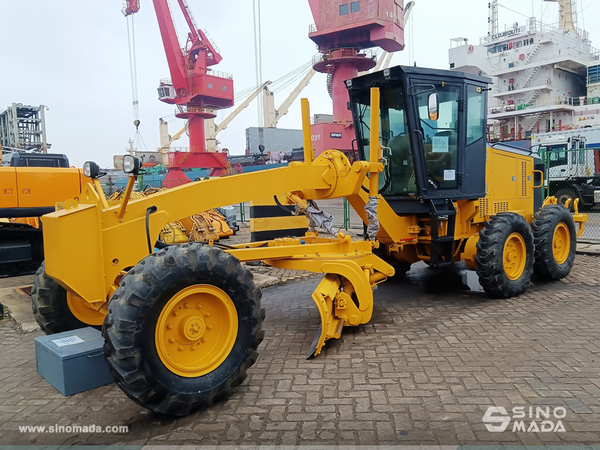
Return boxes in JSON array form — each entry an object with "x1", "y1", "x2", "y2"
[{"x1": 482, "y1": 406, "x2": 567, "y2": 433}]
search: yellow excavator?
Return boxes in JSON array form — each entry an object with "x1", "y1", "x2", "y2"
[
  {"x1": 0, "y1": 153, "x2": 88, "y2": 275},
  {"x1": 33, "y1": 66, "x2": 586, "y2": 415}
]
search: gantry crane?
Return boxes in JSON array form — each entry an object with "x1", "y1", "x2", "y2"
[{"x1": 123, "y1": 0, "x2": 234, "y2": 187}]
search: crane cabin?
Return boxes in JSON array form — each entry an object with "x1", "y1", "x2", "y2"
[{"x1": 308, "y1": 0, "x2": 405, "y2": 52}]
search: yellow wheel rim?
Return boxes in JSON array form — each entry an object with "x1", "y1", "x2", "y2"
[
  {"x1": 155, "y1": 285, "x2": 238, "y2": 378},
  {"x1": 552, "y1": 222, "x2": 570, "y2": 265},
  {"x1": 503, "y1": 232, "x2": 527, "y2": 281},
  {"x1": 67, "y1": 292, "x2": 106, "y2": 326}
]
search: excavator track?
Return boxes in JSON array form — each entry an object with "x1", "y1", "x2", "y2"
[{"x1": 0, "y1": 222, "x2": 44, "y2": 276}]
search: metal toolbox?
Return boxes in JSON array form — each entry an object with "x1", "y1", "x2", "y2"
[{"x1": 34, "y1": 327, "x2": 113, "y2": 396}]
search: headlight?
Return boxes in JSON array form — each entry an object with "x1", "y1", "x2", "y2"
[
  {"x1": 123, "y1": 155, "x2": 141, "y2": 175},
  {"x1": 83, "y1": 161, "x2": 100, "y2": 179}
]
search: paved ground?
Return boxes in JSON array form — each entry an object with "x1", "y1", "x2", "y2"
[{"x1": 1, "y1": 255, "x2": 600, "y2": 446}]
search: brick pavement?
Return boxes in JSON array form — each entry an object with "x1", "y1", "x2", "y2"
[{"x1": 1, "y1": 256, "x2": 600, "y2": 445}]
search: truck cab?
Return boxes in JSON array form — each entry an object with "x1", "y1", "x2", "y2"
[
  {"x1": 532, "y1": 135, "x2": 595, "y2": 179},
  {"x1": 531, "y1": 131, "x2": 600, "y2": 208}
]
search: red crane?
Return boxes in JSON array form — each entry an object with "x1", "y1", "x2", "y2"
[
  {"x1": 124, "y1": 0, "x2": 234, "y2": 187},
  {"x1": 307, "y1": 0, "x2": 405, "y2": 157}
]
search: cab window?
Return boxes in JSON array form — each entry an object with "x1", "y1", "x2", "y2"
[
  {"x1": 353, "y1": 84, "x2": 415, "y2": 196},
  {"x1": 416, "y1": 85, "x2": 460, "y2": 190},
  {"x1": 547, "y1": 145, "x2": 568, "y2": 168},
  {"x1": 467, "y1": 85, "x2": 486, "y2": 145}
]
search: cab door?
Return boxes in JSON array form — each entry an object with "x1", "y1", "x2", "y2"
[
  {"x1": 409, "y1": 79, "x2": 486, "y2": 200},
  {"x1": 547, "y1": 145, "x2": 569, "y2": 180},
  {"x1": 411, "y1": 80, "x2": 463, "y2": 198},
  {"x1": 462, "y1": 84, "x2": 487, "y2": 196}
]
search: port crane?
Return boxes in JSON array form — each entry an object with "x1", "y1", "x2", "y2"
[
  {"x1": 159, "y1": 81, "x2": 272, "y2": 155},
  {"x1": 123, "y1": 0, "x2": 234, "y2": 187},
  {"x1": 205, "y1": 81, "x2": 272, "y2": 152},
  {"x1": 370, "y1": 1, "x2": 415, "y2": 74},
  {"x1": 263, "y1": 69, "x2": 316, "y2": 128},
  {"x1": 544, "y1": 0, "x2": 577, "y2": 35}
]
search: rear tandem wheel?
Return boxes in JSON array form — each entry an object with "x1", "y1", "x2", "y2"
[
  {"x1": 554, "y1": 187, "x2": 579, "y2": 212},
  {"x1": 475, "y1": 213, "x2": 535, "y2": 298},
  {"x1": 103, "y1": 243, "x2": 264, "y2": 416},
  {"x1": 531, "y1": 204, "x2": 577, "y2": 280}
]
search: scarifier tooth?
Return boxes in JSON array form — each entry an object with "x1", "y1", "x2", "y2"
[{"x1": 306, "y1": 324, "x2": 324, "y2": 359}]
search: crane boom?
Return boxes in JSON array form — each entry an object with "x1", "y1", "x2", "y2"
[
  {"x1": 204, "y1": 81, "x2": 272, "y2": 151},
  {"x1": 168, "y1": 122, "x2": 189, "y2": 145},
  {"x1": 271, "y1": 70, "x2": 316, "y2": 128},
  {"x1": 176, "y1": 0, "x2": 200, "y2": 42},
  {"x1": 151, "y1": 0, "x2": 188, "y2": 91},
  {"x1": 543, "y1": 0, "x2": 577, "y2": 34},
  {"x1": 211, "y1": 81, "x2": 272, "y2": 138},
  {"x1": 264, "y1": 69, "x2": 316, "y2": 128}
]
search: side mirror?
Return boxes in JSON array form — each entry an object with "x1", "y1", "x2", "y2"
[{"x1": 428, "y1": 93, "x2": 439, "y2": 121}]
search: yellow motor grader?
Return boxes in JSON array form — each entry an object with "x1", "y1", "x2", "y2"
[{"x1": 32, "y1": 66, "x2": 586, "y2": 416}]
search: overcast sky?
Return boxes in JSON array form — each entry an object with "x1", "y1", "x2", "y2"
[{"x1": 2, "y1": 0, "x2": 599, "y2": 168}]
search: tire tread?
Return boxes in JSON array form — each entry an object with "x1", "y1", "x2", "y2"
[{"x1": 103, "y1": 243, "x2": 264, "y2": 416}]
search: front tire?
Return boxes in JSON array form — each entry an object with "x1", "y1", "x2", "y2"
[
  {"x1": 103, "y1": 243, "x2": 264, "y2": 416},
  {"x1": 531, "y1": 205, "x2": 576, "y2": 280},
  {"x1": 476, "y1": 213, "x2": 534, "y2": 298}
]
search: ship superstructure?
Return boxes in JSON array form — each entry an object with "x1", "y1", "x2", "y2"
[{"x1": 449, "y1": 0, "x2": 600, "y2": 146}]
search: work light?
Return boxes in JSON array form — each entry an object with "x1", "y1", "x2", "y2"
[
  {"x1": 123, "y1": 155, "x2": 141, "y2": 175},
  {"x1": 83, "y1": 161, "x2": 100, "y2": 179}
]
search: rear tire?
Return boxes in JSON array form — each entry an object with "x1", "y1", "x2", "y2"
[
  {"x1": 31, "y1": 262, "x2": 100, "y2": 334},
  {"x1": 103, "y1": 243, "x2": 264, "y2": 416},
  {"x1": 555, "y1": 188, "x2": 578, "y2": 212},
  {"x1": 476, "y1": 213, "x2": 534, "y2": 298},
  {"x1": 531, "y1": 205, "x2": 576, "y2": 280}
]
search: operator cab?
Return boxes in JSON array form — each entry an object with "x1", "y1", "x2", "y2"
[{"x1": 347, "y1": 65, "x2": 491, "y2": 215}]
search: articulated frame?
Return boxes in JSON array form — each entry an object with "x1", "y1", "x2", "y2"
[
  {"x1": 41, "y1": 90, "x2": 589, "y2": 357},
  {"x1": 42, "y1": 91, "x2": 400, "y2": 356}
]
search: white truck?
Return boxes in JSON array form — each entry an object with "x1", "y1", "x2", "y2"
[{"x1": 531, "y1": 127, "x2": 600, "y2": 209}]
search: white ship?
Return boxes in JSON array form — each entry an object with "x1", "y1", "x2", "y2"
[{"x1": 449, "y1": 0, "x2": 600, "y2": 147}]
